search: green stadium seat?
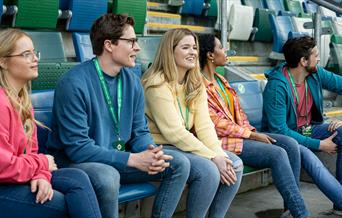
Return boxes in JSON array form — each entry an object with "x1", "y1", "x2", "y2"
[
  {"x1": 207, "y1": 0, "x2": 218, "y2": 17},
  {"x1": 25, "y1": 31, "x2": 66, "y2": 62},
  {"x1": 113, "y1": 0, "x2": 147, "y2": 34},
  {"x1": 329, "y1": 34, "x2": 342, "y2": 75},
  {"x1": 8, "y1": 0, "x2": 59, "y2": 29},
  {"x1": 283, "y1": 0, "x2": 306, "y2": 17},
  {"x1": 32, "y1": 62, "x2": 78, "y2": 90},
  {"x1": 253, "y1": 8, "x2": 275, "y2": 42}
]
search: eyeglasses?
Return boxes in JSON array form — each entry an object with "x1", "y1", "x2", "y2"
[
  {"x1": 113, "y1": 38, "x2": 139, "y2": 48},
  {"x1": 5, "y1": 50, "x2": 40, "y2": 62}
]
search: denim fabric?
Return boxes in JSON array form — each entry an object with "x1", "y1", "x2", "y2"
[
  {"x1": 302, "y1": 123, "x2": 342, "y2": 210},
  {"x1": 71, "y1": 149, "x2": 190, "y2": 218},
  {"x1": 0, "y1": 168, "x2": 102, "y2": 218},
  {"x1": 164, "y1": 145, "x2": 242, "y2": 218},
  {"x1": 239, "y1": 133, "x2": 309, "y2": 218}
]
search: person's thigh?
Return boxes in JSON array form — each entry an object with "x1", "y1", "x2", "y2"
[{"x1": 0, "y1": 184, "x2": 68, "y2": 218}]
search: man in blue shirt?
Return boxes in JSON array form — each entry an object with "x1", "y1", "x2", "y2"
[
  {"x1": 263, "y1": 36, "x2": 342, "y2": 215},
  {"x1": 47, "y1": 14, "x2": 190, "y2": 218}
]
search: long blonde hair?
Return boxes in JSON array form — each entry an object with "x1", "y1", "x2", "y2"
[
  {"x1": 0, "y1": 28, "x2": 35, "y2": 141},
  {"x1": 142, "y1": 28, "x2": 203, "y2": 109}
]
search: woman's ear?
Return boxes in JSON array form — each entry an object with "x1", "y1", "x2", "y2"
[
  {"x1": 0, "y1": 58, "x2": 7, "y2": 70},
  {"x1": 206, "y1": 52, "x2": 214, "y2": 62}
]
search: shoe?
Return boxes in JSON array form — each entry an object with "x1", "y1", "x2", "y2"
[
  {"x1": 280, "y1": 210, "x2": 293, "y2": 218},
  {"x1": 334, "y1": 209, "x2": 342, "y2": 216}
]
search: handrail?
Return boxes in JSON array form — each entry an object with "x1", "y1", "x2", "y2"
[{"x1": 310, "y1": 0, "x2": 342, "y2": 15}]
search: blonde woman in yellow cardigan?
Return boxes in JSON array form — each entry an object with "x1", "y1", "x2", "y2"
[{"x1": 142, "y1": 28, "x2": 242, "y2": 218}]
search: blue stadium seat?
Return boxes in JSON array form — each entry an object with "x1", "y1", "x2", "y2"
[
  {"x1": 31, "y1": 90, "x2": 157, "y2": 204},
  {"x1": 0, "y1": 0, "x2": 4, "y2": 22},
  {"x1": 269, "y1": 14, "x2": 295, "y2": 53},
  {"x1": 302, "y1": 0, "x2": 317, "y2": 14},
  {"x1": 72, "y1": 32, "x2": 94, "y2": 62},
  {"x1": 72, "y1": 32, "x2": 142, "y2": 77},
  {"x1": 230, "y1": 80, "x2": 263, "y2": 131},
  {"x1": 66, "y1": 0, "x2": 107, "y2": 32},
  {"x1": 180, "y1": 0, "x2": 205, "y2": 15},
  {"x1": 59, "y1": 0, "x2": 69, "y2": 10},
  {"x1": 263, "y1": 0, "x2": 286, "y2": 14}
]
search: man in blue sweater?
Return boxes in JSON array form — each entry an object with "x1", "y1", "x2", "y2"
[
  {"x1": 47, "y1": 14, "x2": 190, "y2": 218},
  {"x1": 262, "y1": 36, "x2": 342, "y2": 215}
]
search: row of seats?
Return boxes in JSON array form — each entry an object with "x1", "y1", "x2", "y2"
[{"x1": 0, "y1": 0, "x2": 147, "y2": 34}]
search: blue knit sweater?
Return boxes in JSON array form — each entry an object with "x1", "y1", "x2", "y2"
[{"x1": 47, "y1": 60, "x2": 154, "y2": 169}]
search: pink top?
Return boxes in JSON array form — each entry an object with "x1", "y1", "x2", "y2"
[
  {"x1": 0, "y1": 88, "x2": 51, "y2": 183},
  {"x1": 283, "y1": 68, "x2": 313, "y2": 128}
]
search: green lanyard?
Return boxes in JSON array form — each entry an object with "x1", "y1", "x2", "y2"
[
  {"x1": 93, "y1": 59, "x2": 122, "y2": 140},
  {"x1": 177, "y1": 97, "x2": 189, "y2": 130},
  {"x1": 215, "y1": 75, "x2": 231, "y2": 109},
  {"x1": 287, "y1": 68, "x2": 309, "y2": 124}
]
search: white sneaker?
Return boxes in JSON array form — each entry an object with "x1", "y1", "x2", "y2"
[{"x1": 334, "y1": 209, "x2": 342, "y2": 216}]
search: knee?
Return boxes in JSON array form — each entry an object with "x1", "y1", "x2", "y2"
[
  {"x1": 165, "y1": 150, "x2": 191, "y2": 179},
  {"x1": 272, "y1": 147, "x2": 289, "y2": 162},
  {"x1": 199, "y1": 160, "x2": 221, "y2": 186}
]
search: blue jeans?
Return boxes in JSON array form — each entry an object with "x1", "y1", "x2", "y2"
[
  {"x1": 165, "y1": 145, "x2": 243, "y2": 218},
  {"x1": 300, "y1": 123, "x2": 342, "y2": 210},
  {"x1": 71, "y1": 149, "x2": 190, "y2": 218},
  {"x1": 239, "y1": 133, "x2": 308, "y2": 218},
  {"x1": 0, "y1": 168, "x2": 102, "y2": 218}
]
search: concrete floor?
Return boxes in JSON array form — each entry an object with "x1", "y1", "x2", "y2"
[{"x1": 226, "y1": 182, "x2": 340, "y2": 218}]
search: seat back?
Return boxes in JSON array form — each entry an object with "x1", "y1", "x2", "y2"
[
  {"x1": 13, "y1": 0, "x2": 59, "y2": 29},
  {"x1": 284, "y1": 0, "x2": 304, "y2": 16},
  {"x1": 66, "y1": 0, "x2": 107, "y2": 32},
  {"x1": 72, "y1": 32, "x2": 94, "y2": 62},
  {"x1": 269, "y1": 14, "x2": 295, "y2": 53},
  {"x1": 180, "y1": 0, "x2": 205, "y2": 15},
  {"x1": 329, "y1": 34, "x2": 342, "y2": 76},
  {"x1": 31, "y1": 90, "x2": 55, "y2": 154},
  {"x1": 26, "y1": 31, "x2": 66, "y2": 63},
  {"x1": 242, "y1": 0, "x2": 264, "y2": 9},
  {"x1": 228, "y1": 4, "x2": 254, "y2": 41},
  {"x1": 254, "y1": 8, "x2": 275, "y2": 42},
  {"x1": 230, "y1": 80, "x2": 263, "y2": 131},
  {"x1": 302, "y1": 0, "x2": 317, "y2": 14},
  {"x1": 113, "y1": 0, "x2": 147, "y2": 34},
  {"x1": 207, "y1": 0, "x2": 218, "y2": 17},
  {"x1": 263, "y1": 0, "x2": 285, "y2": 13}
]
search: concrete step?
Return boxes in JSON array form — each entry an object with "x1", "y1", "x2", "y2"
[
  {"x1": 146, "y1": 22, "x2": 214, "y2": 34},
  {"x1": 324, "y1": 106, "x2": 342, "y2": 118},
  {"x1": 147, "y1": 1, "x2": 169, "y2": 11},
  {"x1": 147, "y1": 11, "x2": 181, "y2": 25}
]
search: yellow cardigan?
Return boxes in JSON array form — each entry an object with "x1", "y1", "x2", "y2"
[{"x1": 143, "y1": 76, "x2": 227, "y2": 159}]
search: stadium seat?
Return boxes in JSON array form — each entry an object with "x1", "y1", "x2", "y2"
[
  {"x1": 318, "y1": 5, "x2": 336, "y2": 18},
  {"x1": 0, "y1": 0, "x2": 5, "y2": 22},
  {"x1": 228, "y1": 4, "x2": 254, "y2": 41},
  {"x1": 302, "y1": 0, "x2": 317, "y2": 14},
  {"x1": 59, "y1": 0, "x2": 69, "y2": 10},
  {"x1": 65, "y1": 0, "x2": 107, "y2": 32},
  {"x1": 72, "y1": 32, "x2": 94, "y2": 62},
  {"x1": 263, "y1": 0, "x2": 286, "y2": 14},
  {"x1": 230, "y1": 80, "x2": 263, "y2": 131},
  {"x1": 8, "y1": 0, "x2": 59, "y2": 29},
  {"x1": 180, "y1": 0, "x2": 205, "y2": 15},
  {"x1": 241, "y1": 0, "x2": 264, "y2": 9},
  {"x1": 253, "y1": 8, "x2": 275, "y2": 42},
  {"x1": 26, "y1": 31, "x2": 66, "y2": 63},
  {"x1": 283, "y1": 0, "x2": 309, "y2": 17},
  {"x1": 329, "y1": 34, "x2": 342, "y2": 75},
  {"x1": 292, "y1": 16, "x2": 313, "y2": 35},
  {"x1": 32, "y1": 62, "x2": 78, "y2": 90},
  {"x1": 333, "y1": 17, "x2": 342, "y2": 35},
  {"x1": 269, "y1": 14, "x2": 295, "y2": 53},
  {"x1": 207, "y1": 0, "x2": 218, "y2": 17},
  {"x1": 136, "y1": 36, "x2": 161, "y2": 72},
  {"x1": 31, "y1": 90, "x2": 158, "y2": 204},
  {"x1": 112, "y1": 0, "x2": 147, "y2": 34}
]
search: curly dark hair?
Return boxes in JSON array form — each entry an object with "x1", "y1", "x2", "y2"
[
  {"x1": 282, "y1": 36, "x2": 316, "y2": 68},
  {"x1": 198, "y1": 34, "x2": 216, "y2": 70},
  {"x1": 90, "y1": 13, "x2": 135, "y2": 55}
]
